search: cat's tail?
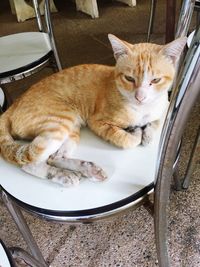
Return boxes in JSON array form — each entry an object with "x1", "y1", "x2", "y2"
[{"x1": 0, "y1": 114, "x2": 30, "y2": 166}]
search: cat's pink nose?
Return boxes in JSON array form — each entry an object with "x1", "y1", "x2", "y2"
[{"x1": 135, "y1": 92, "x2": 146, "y2": 102}]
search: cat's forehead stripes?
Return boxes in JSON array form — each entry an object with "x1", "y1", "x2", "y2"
[{"x1": 128, "y1": 44, "x2": 163, "y2": 82}]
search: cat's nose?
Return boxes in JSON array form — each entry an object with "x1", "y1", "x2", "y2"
[{"x1": 135, "y1": 91, "x2": 146, "y2": 102}]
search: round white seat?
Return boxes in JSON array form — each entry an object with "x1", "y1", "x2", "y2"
[
  {"x1": 0, "y1": 241, "x2": 13, "y2": 267},
  {"x1": 0, "y1": 32, "x2": 52, "y2": 80},
  {"x1": 0, "y1": 124, "x2": 163, "y2": 218}
]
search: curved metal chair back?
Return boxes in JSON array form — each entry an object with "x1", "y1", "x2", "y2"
[{"x1": 154, "y1": 26, "x2": 200, "y2": 266}]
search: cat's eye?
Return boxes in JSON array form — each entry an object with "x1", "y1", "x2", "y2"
[
  {"x1": 124, "y1": 75, "x2": 135, "y2": 83},
  {"x1": 151, "y1": 78, "x2": 161, "y2": 84}
]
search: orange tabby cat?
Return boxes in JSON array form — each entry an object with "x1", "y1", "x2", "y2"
[{"x1": 0, "y1": 34, "x2": 186, "y2": 186}]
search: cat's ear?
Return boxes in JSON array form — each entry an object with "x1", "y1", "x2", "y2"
[
  {"x1": 161, "y1": 37, "x2": 187, "y2": 64},
  {"x1": 108, "y1": 34, "x2": 132, "y2": 60}
]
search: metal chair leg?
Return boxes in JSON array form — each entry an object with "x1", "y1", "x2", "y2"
[
  {"x1": 196, "y1": 9, "x2": 200, "y2": 27},
  {"x1": 10, "y1": 247, "x2": 44, "y2": 267},
  {"x1": 1, "y1": 191, "x2": 48, "y2": 267},
  {"x1": 182, "y1": 127, "x2": 200, "y2": 189},
  {"x1": 173, "y1": 168, "x2": 182, "y2": 191},
  {"x1": 147, "y1": 0, "x2": 157, "y2": 42}
]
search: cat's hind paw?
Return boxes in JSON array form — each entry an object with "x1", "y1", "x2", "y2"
[
  {"x1": 48, "y1": 156, "x2": 108, "y2": 182},
  {"x1": 22, "y1": 162, "x2": 82, "y2": 187},
  {"x1": 80, "y1": 161, "x2": 108, "y2": 182},
  {"x1": 48, "y1": 169, "x2": 82, "y2": 187}
]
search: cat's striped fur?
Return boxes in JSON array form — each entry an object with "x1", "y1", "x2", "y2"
[{"x1": 0, "y1": 34, "x2": 187, "y2": 186}]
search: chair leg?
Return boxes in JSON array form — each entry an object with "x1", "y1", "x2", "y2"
[
  {"x1": 10, "y1": 247, "x2": 44, "y2": 267},
  {"x1": 1, "y1": 191, "x2": 48, "y2": 267},
  {"x1": 172, "y1": 140, "x2": 182, "y2": 191},
  {"x1": 173, "y1": 168, "x2": 182, "y2": 191},
  {"x1": 154, "y1": 172, "x2": 171, "y2": 267},
  {"x1": 182, "y1": 127, "x2": 200, "y2": 189},
  {"x1": 147, "y1": 0, "x2": 157, "y2": 42},
  {"x1": 196, "y1": 9, "x2": 200, "y2": 28}
]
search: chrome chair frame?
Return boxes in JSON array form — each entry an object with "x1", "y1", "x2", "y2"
[
  {"x1": 147, "y1": 0, "x2": 200, "y2": 42},
  {"x1": 155, "y1": 25, "x2": 200, "y2": 266},
  {"x1": 1, "y1": 1, "x2": 200, "y2": 267},
  {"x1": 147, "y1": 0, "x2": 157, "y2": 42},
  {"x1": 0, "y1": 0, "x2": 62, "y2": 110},
  {"x1": 0, "y1": 239, "x2": 16, "y2": 267},
  {"x1": 182, "y1": 125, "x2": 200, "y2": 189}
]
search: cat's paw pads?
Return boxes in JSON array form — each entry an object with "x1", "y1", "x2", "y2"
[
  {"x1": 81, "y1": 161, "x2": 108, "y2": 181},
  {"x1": 49, "y1": 169, "x2": 82, "y2": 187},
  {"x1": 142, "y1": 124, "x2": 153, "y2": 146}
]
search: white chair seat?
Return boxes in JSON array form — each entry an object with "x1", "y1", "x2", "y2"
[
  {"x1": 0, "y1": 241, "x2": 12, "y2": 267},
  {"x1": 0, "y1": 32, "x2": 52, "y2": 78},
  {"x1": 0, "y1": 124, "x2": 163, "y2": 217}
]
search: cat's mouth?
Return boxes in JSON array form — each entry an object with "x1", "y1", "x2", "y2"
[{"x1": 134, "y1": 98, "x2": 148, "y2": 105}]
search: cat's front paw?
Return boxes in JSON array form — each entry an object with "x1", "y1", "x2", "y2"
[
  {"x1": 141, "y1": 123, "x2": 154, "y2": 146},
  {"x1": 122, "y1": 127, "x2": 142, "y2": 148}
]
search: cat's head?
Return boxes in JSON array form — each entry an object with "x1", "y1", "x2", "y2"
[{"x1": 108, "y1": 34, "x2": 187, "y2": 105}]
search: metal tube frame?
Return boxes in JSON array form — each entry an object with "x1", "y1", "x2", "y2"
[
  {"x1": 1, "y1": 191, "x2": 48, "y2": 267},
  {"x1": 147, "y1": 0, "x2": 157, "y2": 42},
  {"x1": 44, "y1": 0, "x2": 62, "y2": 71},
  {"x1": 175, "y1": 0, "x2": 196, "y2": 38},
  {"x1": 32, "y1": 0, "x2": 44, "y2": 32},
  {"x1": 154, "y1": 23, "x2": 200, "y2": 267},
  {"x1": 182, "y1": 126, "x2": 200, "y2": 189},
  {"x1": 10, "y1": 247, "x2": 44, "y2": 267}
]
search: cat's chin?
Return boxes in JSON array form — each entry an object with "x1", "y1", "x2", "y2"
[{"x1": 132, "y1": 99, "x2": 148, "y2": 106}]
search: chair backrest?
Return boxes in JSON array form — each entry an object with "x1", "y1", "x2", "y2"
[
  {"x1": 156, "y1": 26, "x2": 200, "y2": 185},
  {"x1": 154, "y1": 26, "x2": 200, "y2": 266}
]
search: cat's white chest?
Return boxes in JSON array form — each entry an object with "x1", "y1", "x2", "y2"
[
  {"x1": 131, "y1": 96, "x2": 169, "y2": 127},
  {"x1": 137, "y1": 114, "x2": 151, "y2": 126}
]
